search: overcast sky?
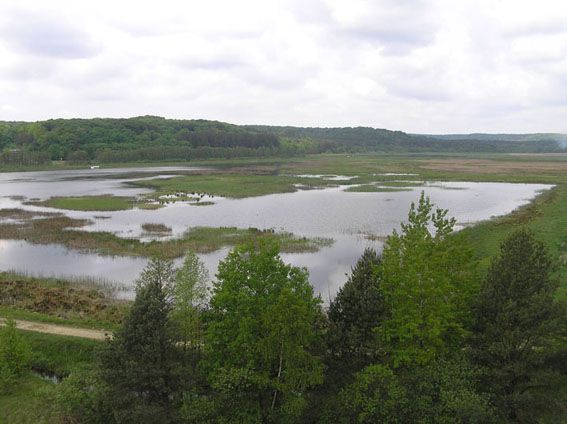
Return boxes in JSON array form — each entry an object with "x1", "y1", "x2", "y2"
[{"x1": 0, "y1": 0, "x2": 565, "y2": 133}]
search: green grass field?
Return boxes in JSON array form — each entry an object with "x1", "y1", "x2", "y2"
[
  {"x1": 29, "y1": 195, "x2": 135, "y2": 211},
  {"x1": 461, "y1": 185, "x2": 567, "y2": 300},
  {"x1": 0, "y1": 331, "x2": 101, "y2": 424}
]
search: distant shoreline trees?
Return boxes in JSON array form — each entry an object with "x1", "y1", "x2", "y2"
[{"x1": 2, "y1": 116, "x2": 564, "y2": 166}]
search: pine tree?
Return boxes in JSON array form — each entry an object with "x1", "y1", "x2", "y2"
[
  {"x1": 472, "y1": 229, "x2": 560, "y2": 421},
  {"x1": 98, "y1": 258, "x2": 180, "y2": 423},
  {"x1": 328, "y1": 248, "x2": 383, "y2": 366}
]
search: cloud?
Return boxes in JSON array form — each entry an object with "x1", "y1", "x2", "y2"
[
  {"x1": 0, "y1": 0, "x2": 565, "y2": 133},
  {"x1": 325, "y1": 0, "x2": 439, "y2": 54},
  {"x1": 0, "y1": 8, "x2": 101, "y2": 59}
]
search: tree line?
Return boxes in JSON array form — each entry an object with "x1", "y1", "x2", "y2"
[
  {"x1": 2, "y1": 117, "x2": 565, "y2": 166},
  {"x1": 0, "y1": 117, "x2": 281, "y2": 164},
  {"x1": 1, "y1": 194, "x2": 565, "y2": 422}
]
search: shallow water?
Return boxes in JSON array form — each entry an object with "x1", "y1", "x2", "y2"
[{"x1": 0, "y1": 166, "x2": 552, "y2": 299}]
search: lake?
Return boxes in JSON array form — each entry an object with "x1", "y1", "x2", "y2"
[{"x1": 0, "y1": 166, "x2": 552, "y2": 300}]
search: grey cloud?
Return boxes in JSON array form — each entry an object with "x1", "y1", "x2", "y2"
[
  {"x1": 176, "y1": 55, "x2": 246, "y2": 71},
  {"x1": 344, "y1": 26, "x2": 435, "y2": 53},
  {"x1": 0, "y1": 58, "x2": 56, "y2": 81},
  {"x1": 379, "y1": 62, "x2": 455, "y2": 102},
  {"x1": 385, "y1": 79, "x2": 453, "y2": 102},
  {"x1": 283, "y1": 0, "x2": 334, "y2": 25},
  {"x1": 0, "y1": 9, "x2": 101, "y2": 59},
  {"x1": 329, "y1": 0, "x2": 438, "y2": 54},
  {"x1": 504, "y1": 19, "x2": 567, "y2": 37}
]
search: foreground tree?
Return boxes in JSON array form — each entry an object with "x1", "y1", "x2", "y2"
[
  {"x1": 99, "y1": 258, "x2": 180, "y2": 423},
  {"x1": 377, "y1": 192, "x2": 475, "y2": 367},
  {"x1": 305, "y1": 249, "x2": 383, "y2": 423},
  {"x1": 327, "y1": 247, "x2": 384, "y2": 367},
  {"x1": 472, "y1": 229, "x2": 562, "y2": 421},
  {"x1": 339, "y1": 354, "x2": 493, "y2": 424},
  {"x1": 188, "y1": 242, "x2": 323, "y2": 423}
]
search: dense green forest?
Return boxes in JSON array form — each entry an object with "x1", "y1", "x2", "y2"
[
  {"x1": 2, "y1": 194, "x2": 565, "y2": 423},
  {"x1": 1, "y1": 116, "x2": 565, "y2": 166}
]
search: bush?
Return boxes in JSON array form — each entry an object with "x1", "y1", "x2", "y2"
[{"x1": 0, "y1": 318, "x2": 31, "y2": 393}]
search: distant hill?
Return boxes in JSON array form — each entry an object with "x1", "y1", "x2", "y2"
[
  {"x1": 1, "y1": 116, "x2": 565, "y2": 166},
  {"x1": 421, "y1": 133, "x2": 567, "y2": 144}
]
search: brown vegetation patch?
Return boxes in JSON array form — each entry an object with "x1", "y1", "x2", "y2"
[
  {"x1": 419, "y1": 159, "x2": 567, "y2": 174},
  {"x1": 0, "y1": 208, "x2": 60, "y2": 220},
  {"x1": 0, "y1": 279, "x2": 128, "y2": 324}
]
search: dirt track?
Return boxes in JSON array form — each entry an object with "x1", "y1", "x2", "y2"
[{"x1": 0, "y1": 317, "x2": 110, "y2": 340}]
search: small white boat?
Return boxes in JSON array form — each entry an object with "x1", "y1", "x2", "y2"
[{"x1": 90, "y1": 165, "x2": 100, "y2": 169}]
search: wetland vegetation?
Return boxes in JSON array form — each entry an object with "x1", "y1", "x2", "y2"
[{"x1": 0, "y1": 212, "x2": 331, "y2": 258}]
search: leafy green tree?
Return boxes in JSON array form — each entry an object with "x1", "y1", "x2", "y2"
[
  {"x1": 339, "y1": 364, "x2": 408, "y2": 424},
  {"x1": 401, "y1": 355, "x2": 494, "y2": 424},
  {"x1": 328, "y1": 247, "x2": 383, "y2": 366},
  {"x1": 172, "y1": 250, "x2": 209, "y2": 368},
  {"x1": 194, "y1": 242, "x2": 323, "y2": 423},
  {"x1": 472, "y1": 229, "x2": 562, "y2": 421},
  {"x1": 338, "y1": 355, "x2": 493, "y2": 424},
  {"x1": 377, "y1": 192, "x2": 475, "y2": 367},
  {"x1": 0, "y1": 318, "x2": 31, "y2": 393},
  {"x1": 98, "y1": 257, "x2": 180, "y2": 423}
]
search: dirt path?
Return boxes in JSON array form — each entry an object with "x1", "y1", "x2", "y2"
[{"x1": 0, "y1": 318, "x2": 110, "y2": 340}]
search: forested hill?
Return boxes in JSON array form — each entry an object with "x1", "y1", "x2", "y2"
[
  {"x1": 0, "y1": 116, "x2": 565, "y2": 165},
  {"x1": 0, "y1": 116, "x2": 281, "y2": 165},
  {"x1": 421, "y1": 133, "x2": 567, "y2": 144},
  {"x1": 249, "y1": 125, "x2": 567, "y2": 153}
]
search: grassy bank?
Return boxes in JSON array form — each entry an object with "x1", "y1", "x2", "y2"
[{"x1": 461, "y1": 185, "x2": 567, "y2": 300}]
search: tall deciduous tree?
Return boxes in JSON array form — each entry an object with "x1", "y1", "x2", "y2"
[
  {"x1": 328, "y1": 247, "x2": 383, "y2": 366},
  {"x1": 472, "y1": 229, "x2": 561, "y2": 421},
  {"x1": 99, "y1": 257, "x2": 180, "y2": 423},
  {"x1": 197, "y1": 242, "x2": 323, "y2": 423},
  {"x1": 172, "y1": 250, "x2": 209, "y2": 369},
  {"x1": 377, "y1": 192, "x2": 475, "y2": 367}
]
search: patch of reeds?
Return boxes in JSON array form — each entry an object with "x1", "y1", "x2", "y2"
[
  {"x1": 0, "y1": 214, "x2": 333, "y2": 258},
  {"x1": 141, "y1": 223, "x2": 172, "y2": 234}
]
